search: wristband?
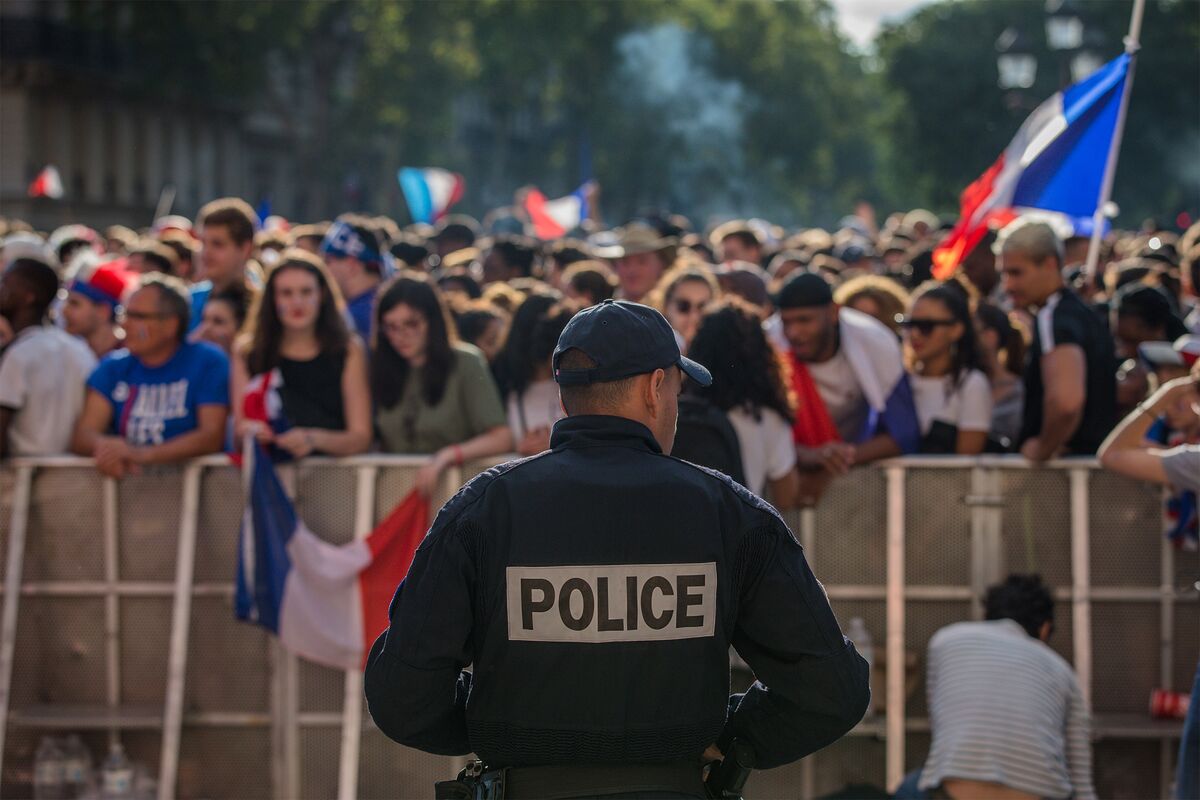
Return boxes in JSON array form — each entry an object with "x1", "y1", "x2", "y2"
[{"x1": 451, "y1": 444, "x2": 464, "y2": 466}]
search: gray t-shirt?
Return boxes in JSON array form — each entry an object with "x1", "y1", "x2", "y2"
[{"x1": 1162, "y1": 444, "x2": 1200, "y2": 493}]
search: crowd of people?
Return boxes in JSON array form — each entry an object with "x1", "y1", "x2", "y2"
[
  {"x1": 1, "y1": 197, "x2": 1198, "y2": 511},
  {"x1": 2, "y1": 196, "x2": 1199, "y2": 797}
]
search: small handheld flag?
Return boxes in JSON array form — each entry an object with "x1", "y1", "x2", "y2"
[
  {"x1": 27, "y1": 166, "x2": 64, "y2": 199},
  {"x1": 398, "y1": 167, "x2": 465, "y2": 225}
]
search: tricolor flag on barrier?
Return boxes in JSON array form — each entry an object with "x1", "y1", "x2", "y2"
[
  {"x1": 524, "y1": 182, "x2": 592, "y2": 240},
  {"x1": 27, "y1": 165, "x2": 64, "y2": 199},
  {"x1": 932, "y1": 53, "x2": 1131, "y2": 279},
  {"x1": 234, "y1": 443, "x2": 428, "y2": 670},
  {"x1": 398, "y1": 167, "x2": 465, "y2": 225}
]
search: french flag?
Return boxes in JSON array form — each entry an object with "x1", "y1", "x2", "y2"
[
  {"x1": 27, "y1": 165, "x2": 64, "y2": 199},
  {"x1": 234, "y1": 443, "x2": 429, "y2": 670},
  {"x1": 398, "y1": 167, "x2": 465, "y2": 225},
  {"x1": 933, "y1": 54, "x2": 1130, "y2": 279},
  {"x1": 524, "y1": 182, "x2": 592, "y2": 240}
]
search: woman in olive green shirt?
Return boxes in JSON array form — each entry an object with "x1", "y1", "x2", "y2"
[{"x1": 372, "y1": 274, "x2": 513, "y2": 495}]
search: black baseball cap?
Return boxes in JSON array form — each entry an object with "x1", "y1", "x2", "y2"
[{"x1": 553, "y1": 299, "x2": 713, "y2": 387}]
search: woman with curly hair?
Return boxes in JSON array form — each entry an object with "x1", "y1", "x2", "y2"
[
  {"x1": 685, "y1": 298, "x2": 800, "y2": 507},
  {"x1": 834, "y1": 274, "x2": 910, "y2": 337}
]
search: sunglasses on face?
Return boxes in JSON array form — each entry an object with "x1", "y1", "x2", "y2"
[
  {"x1": 118, "y1": 310, "x2": 169, "y2": 323},
  {"x1": 900, "y1": 317, "x2": 956, "y2": 335},
  {"x1": 673, "y1": 298, "x2": 707, "y2": 315}
]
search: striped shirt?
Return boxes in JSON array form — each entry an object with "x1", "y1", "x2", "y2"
[{"x1": 919, "y1": 619, "x2": 1096, "y2": 800}]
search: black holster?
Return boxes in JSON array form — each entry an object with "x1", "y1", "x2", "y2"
[{"x1": 435, "y1": 760, "x2": 505, "y2": 800}]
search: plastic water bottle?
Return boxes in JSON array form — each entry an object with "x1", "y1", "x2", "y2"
[
  {"x1": 100, "y1": 743, "x2": 134, "y2": 800},
  {"x1": 33, "y1": 737, "x2": 66, "y2": 800},
  {"x1": 846, "y1": 616, "x2": 875, "y2": 717},
  {"x1": 61, "y1": 735, "x2": 93, "y2": 797}
]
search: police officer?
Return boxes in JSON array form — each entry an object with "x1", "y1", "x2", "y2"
[{"x1": 365, "y1": 299, "x2": 870, "y2": 798}]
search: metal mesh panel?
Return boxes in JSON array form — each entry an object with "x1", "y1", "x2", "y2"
[
  {"x1": 1091, "y1": 602, "x2": 1162, "y2": 714},
  {"x1": 999, "y1": 468, "x2": 1072, "y2": 588},
  {"x1": 12, "y1": 595, "x2": 107, "y2": 706},
  {"x1": 359, "y1": 721, "x2": 463, "y2": 799},
  {"x1": 810, "y1": 736, "x2": 886, "y2": 797},
  {"x1": 26, "y1": 467, "x2": 105, "y2": 582},
  {"x1": 300, "y1": 726, "x2": 340, "y2": 800},
  {"x1": 1089, "y1": 471, "x2": 1161, "y2": 587},
  {"x1": 1174, "y1": 550, "x2": 1199, "y2": 595},
  {"x1": 1047, "y1": 600, "x2": 1075, "y2": 671},
  {"x1": 177, "y1": 727, "x2": 271, "y2": 799},
  {"x1": 194, "y1": 465, "x2": 243, "y2": 583},
  {"x1": 814, "y1": 469, "x2": 887, "y2": 585},
  {"x1": 1175, "y1": 604, "x2": 1200, "y2": 692},
  {"x1": 905, "y1": 469, "x2": 972, "y2": 587},
  {"x1": 1094, "y1": 739, "x2": 1162, "y2": 799},
  {"x1": 186, "y1": 595, "x2": 269, "y2": 712},
  {"x1": 904, "y1": 602, "x2": 971, "y2": 718},
  {"x1": 118, "y1": 471, "x2": 182, "y2": 581},
  {"x1": 0, "y1": 467, "x2": 12, "y2": 579},
  {"x1": 295, "y1": 464, "x2": 357, "y2": 545},
  {"x1": 299, "y1": 659, "x2": 345, "y2": 715},
  {"x1": 376, "y1": 465, "x2": 420, "y2": 519},
  {"x1": 121, "y1": 596, "x2": 171, "y2": 706}
]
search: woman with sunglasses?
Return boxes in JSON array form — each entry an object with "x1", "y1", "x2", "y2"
[
  {"x1": 231, "y1": 249, "x2": 372, "y2": 459},
  {"x1": 901, "y1": 283, "x2": 992, "y2": 454},
  {"x1": 652, "y1": 266, "x2": 720, "y2": 354},
  {"x1": 372, "y1": 273, "x2": 512, "y2": 496}
]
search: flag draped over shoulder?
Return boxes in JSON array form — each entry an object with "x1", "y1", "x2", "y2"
[
  {"x1": 398, "y1": 167, "x2": 465, "y2": 225},
  {"x1": 933, "y1": 54, "x2": 1131, "y2": 279},
  {"x1": 234, "y1": 444, "x2": 429, "y2": 670}
]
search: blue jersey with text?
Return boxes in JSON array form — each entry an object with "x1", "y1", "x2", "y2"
[{"x1": 87, "y1": 341, "x2": 230, "y2": 445}]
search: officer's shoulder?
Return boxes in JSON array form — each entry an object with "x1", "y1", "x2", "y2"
[
  {"x1": 427, "y1": 452, "x2": 553, "y2": 530},
  {"x1": 663, "y1": 455, "x2": 788, "y2": 526}
]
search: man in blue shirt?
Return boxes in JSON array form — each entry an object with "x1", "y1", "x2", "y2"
[
  {"x1": 321, "y1": 216, "x2": 386, "y2": 341},
  {"x1": 72, "y1": 272, "x2": 230, "y2": 478}
]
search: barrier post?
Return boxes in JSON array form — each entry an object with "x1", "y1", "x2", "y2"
[
  {"x1": 337, "y1": 466, "x2": 377, "y2": 800},
  {"x1": 0, "y1": 466, "x2": 33, "y2": 771},
  {"x1": 103, "y1": 477, "x2": 120, "y2": 747},
  {"x1": 1069, "y1": 468, "x2": 1092, "y2": 706},
  {"x1": 885, "y1": 466, "x2": 906, "y2": 793},
  {"x1": 158, "y1": 464, "x2": 203, "y2": 800}
]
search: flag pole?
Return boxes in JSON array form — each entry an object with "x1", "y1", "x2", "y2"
[{"x1": 1084, "y1": 0, "x2": 1147, "y2": 280}]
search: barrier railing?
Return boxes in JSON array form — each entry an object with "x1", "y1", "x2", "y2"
[{"x1": 1, "y1": 454, "x2": 1195, "y2": 799}]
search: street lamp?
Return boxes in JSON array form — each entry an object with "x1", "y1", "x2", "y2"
[
  {"x1": 1045, "y1": 0, "x2": 1085, "y2": 51},
  {"x1": 996, "y1": 27, "x2": 1037, "y2": 90}
]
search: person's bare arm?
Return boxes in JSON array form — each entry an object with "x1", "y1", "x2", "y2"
[
  {"x1": 766, "y1": 468, "x2": 801, "y2": 510},
  {"x1": 72, "y1": 389, "x2": 115, "y2": 456},
  {"x1": 1023, "y1": 344, "x2": 1085, "y2": 462},
  {"x1": 414, "y1": 425, "x2": 515, "y2": 497},
  {"x1": 1098, "y1": 377, "x2": 1198, "y2": 484},
  {"x1": 955, "y1": 430, "x2": 988, "y2": 455},
  {"x1": 852, "y1": 433, "x2": 900, "y2": 464},
  {"x1": 132, "y1": 405, "x2": 228, "y2": 464}
]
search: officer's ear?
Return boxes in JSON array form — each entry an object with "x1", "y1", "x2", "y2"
[{"x1": 646, "y1": 367, "x2": 668, "y2": 415}]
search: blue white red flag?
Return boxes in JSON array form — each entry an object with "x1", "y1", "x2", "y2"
[
  {"x1": 398, "y1": 167, "x2": 465, "y2": 224},
  {"x1": 234, "y1": 444, "x2": 429, "y2": 670},
  {"x1": 933, "y1": 54, "x2": 1130, "y2": 278},
  {"x1": 524, "y1": 183, "x2": 592, "y2": 240}
]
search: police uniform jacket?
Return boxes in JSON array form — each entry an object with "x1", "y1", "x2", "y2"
[{"x1": 364, "y1": 414, "x2": 870, "y2": 769}]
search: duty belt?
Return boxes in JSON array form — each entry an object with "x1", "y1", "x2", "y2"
[{"x1": 436, "y1": 760, "x2": 707, "y2": 800}]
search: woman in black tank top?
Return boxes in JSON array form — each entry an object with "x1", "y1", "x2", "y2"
[{"x1": 231, "y1": 249, "x2": 372, "y2": 458}]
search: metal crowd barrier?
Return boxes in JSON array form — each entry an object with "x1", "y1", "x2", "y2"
[{"x1": 0, "y1": 454, "x2": 1195, "y2": 799}]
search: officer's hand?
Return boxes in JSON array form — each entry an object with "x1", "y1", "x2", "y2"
[{"x1": 702, "y1": 744, "x2": 723, "y2": 763}]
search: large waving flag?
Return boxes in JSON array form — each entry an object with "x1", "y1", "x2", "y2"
[
  {"x1": 235, "y1": 444, "x2": 429, "y2": 670},
  {"x1": 524, "y1": 182, "x2": 592, "y2": 240},
  {"x1": 933, "y1": 54, "x2": 1131, "y2": 279},
  {"x1": 27, "y1": 165, "x2": 64, "y2": 199},
  {"x1": 398, "y1": 167, "x2": 465, "y2": 224}
]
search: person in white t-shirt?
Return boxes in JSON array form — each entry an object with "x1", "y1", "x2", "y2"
[
  {"x1": 685, "y1": 298, "x2": 800, "y2": 506},
  {"x1": 900, "y1": 282, "x2": 992, "y2": 454},
  {"x1": 0, "y1": 257, "x2": 97, "y2": 457},
  {"x1": 499, "y1": 296, "x2": 579, "y2": 455}
]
